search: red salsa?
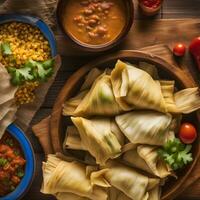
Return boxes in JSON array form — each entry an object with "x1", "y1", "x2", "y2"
[
  {"x1": 0, "y1": 132, "x2": 26, "y2": 196},
  {"x1": 140, "y1": 0, "x2": 161, "y2": 8}
]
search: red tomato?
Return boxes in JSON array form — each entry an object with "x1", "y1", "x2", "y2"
[
  {"x1": 173, "y1": 43, "x2": 186, "y2": 57},
  {"x1": 179, "y1": 123, "x2": 197, "y2": 144},
  {"x1": 189, "y1": 37, "x2": 200, "y2": 71}
]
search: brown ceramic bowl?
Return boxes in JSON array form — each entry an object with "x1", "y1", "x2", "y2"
[
  {"x1": 50, "y1": 50, "x2": 200, "y2": 200},
  {"x1": 56, "y1": 0, "x2": 134, "y2": 52}
]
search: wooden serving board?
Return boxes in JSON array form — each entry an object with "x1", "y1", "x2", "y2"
[
  {"x1": 31, "y1": 19, "x2": 200, "y2": 200},
  {"x1": 33, "y1": 45, "x2": 200, "y2": 199}
]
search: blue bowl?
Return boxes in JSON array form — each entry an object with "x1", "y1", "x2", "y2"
[
  {"x1": 0, "y1": 14, "x2": 57, "y2": 57},
  {"x1": 0, "y1": 124, "x2": 35, "y2": 200}
]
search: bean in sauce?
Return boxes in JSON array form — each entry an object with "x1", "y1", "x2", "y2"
[{"x1": 62, "y1": 0, "x2": 126, "y2": 45}]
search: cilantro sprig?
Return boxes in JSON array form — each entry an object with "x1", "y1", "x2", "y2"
[
  {"x1": 25, "y1": 59, "x2": 54, "y2": 82},
  {"x1": 0, "y1": 42, "x2": 12, "y2": 55},
  {"x1": 7, "y1": 58, "x2": 54, "y2": 85},
  {"x1": 8, "y1": 66, "x2": 34, "y2": 85},
  {"x1": 158, "y1": 138, "x2": 193, "y2": 170}
]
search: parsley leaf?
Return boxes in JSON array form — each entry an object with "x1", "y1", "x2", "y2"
[
  {"x1": 14, "y1": 150, "x2": 20, "y2": 156},
  {"x1": 16, "y1": 170, "x2": 24, "y2": 178},
  {"x1": 8, "y1": 66, "x2": 34, "y2": 85},
  {"x1": 158, "y1": 138, "x2": 193, "y2": 170},
  {"x1": 0, "y1": 42, "x2": 12, "y2": 55},
  {"x1": 0, "y1": 158, "x2": 8, "y2": 167},
  {"x1": 7, "y1": 58, "x2": 54, "y2": 85},
  {"x1": 29, "y1": 59, "x2": 54, "y2": 82}
]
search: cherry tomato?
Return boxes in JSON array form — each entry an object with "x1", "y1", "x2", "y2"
[
  {"x1": 179, "y1": 123, "x2": 197, "y2": 144},
  {"x1": 173, "y1": 43, "x2": 186, "y2": 57}
]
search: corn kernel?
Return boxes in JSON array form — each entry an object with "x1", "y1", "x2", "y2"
[{"x1": 0, "y1": 22, "x2": 51, "y2": 105}]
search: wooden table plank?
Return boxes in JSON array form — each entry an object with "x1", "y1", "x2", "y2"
[
  {"x1": 55, "y1": 19, "x2": 200, "y2": 56},
  {"x1": 162, "y1": 0, "x2": 200, "y2": 19}
]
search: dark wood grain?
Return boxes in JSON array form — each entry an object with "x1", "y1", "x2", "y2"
[
  {"x1": 162, "y1": 0, "x2": 200, "y2": 19},
  {"x1": 20, "y1": 0, "x2": 200, "y2": 200},
  {"x1": 55, "y1": 19, "x2": 200, "y2": 56}
]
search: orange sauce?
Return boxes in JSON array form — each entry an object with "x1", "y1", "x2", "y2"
[{"x1": 62, "y1": 0, "x2": 126, "y2": 46}]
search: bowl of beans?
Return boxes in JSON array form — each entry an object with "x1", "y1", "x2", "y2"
[
  {"x1": 57, "y1": 0, "x2": 134, "y2": 52},
  {"x1": 0, "y1": 124, "x2": 35, "y2": 200},
  {"x1": 0, "y1": 14, "x2": 57, "y2": 105}
]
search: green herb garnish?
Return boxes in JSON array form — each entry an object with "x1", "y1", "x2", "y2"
[
  {"x1": 0, "y1": 158, "x2": 8, "y2": 167},
  {"x1": 26, "y1": 59, "x2": 54, "y2": 82},
  {"x1": 8, "y1": 65, "x2": 34, "y2": 85},
  {"x1": 158, "y1": 138, "x2": 193, "y2": 170},
  {"x1": 0, "y1": 42, "x2": 12, "y2": 55},
  {"x1": 16, "y1": 170, "x2": 24, "y2": 178},
  {"x1": 16, "y1": 167, "x2": 24, "y2": 178},
  {"x1": 14, "y1": 149, "x2": 20, "y2": 156},
  {"x1": 5, "y1": 138, "x2": 14, "y2": 147},
  {"x1": 7, "y1": 58, "x2": 54, "y2": 85}
]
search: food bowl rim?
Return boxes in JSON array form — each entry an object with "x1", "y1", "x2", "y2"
[
  {"x1": 56, "y1": 0, "x2": 134, "y2": 52},
  {"x1": 0, "y1": 14, "x2": 57, "y2": 57}
]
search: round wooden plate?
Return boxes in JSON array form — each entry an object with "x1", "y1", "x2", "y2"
[{"x1": 50, "y1": 50, "x2": 200, "y2": 200}]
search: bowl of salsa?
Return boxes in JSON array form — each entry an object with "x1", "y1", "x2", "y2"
[
  {"x1": 57, "y1": 0, "x2": 134, "y2": 52},
  {"x1": 0, "y1": 124, "x2": 35, "y2": 200},
  {"x1": 139, "y1": 0, "x2": 163, "y2": 16}
]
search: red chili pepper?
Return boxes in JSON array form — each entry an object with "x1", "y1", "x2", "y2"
[{"x1": 189, "y1": 37, "x2": 200, "y2": 71}]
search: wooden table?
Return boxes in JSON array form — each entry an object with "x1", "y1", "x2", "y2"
[{"x1": 21, "y1": 0, "x2": 200, "y2": 200}]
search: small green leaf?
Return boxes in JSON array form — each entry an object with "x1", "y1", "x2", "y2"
[
  {"x1": 184, "y1": 145, "x2": 192, "y2": 153},
  {"x1": 24, "y1": 59, "x2": 36, "y2": 68},
  {"x1": 16, "y1": 171, "x2": 24, "y2": 178},
  {"x1": 42, "y1": 59, "x2": 54, "y2": 69},
  {"x1": 17, "y1": 67, "x2": 34, "y2": 80},
  {"x1": 166, "y1": 154, "x2": 175, "y2": 166},
  {"x1": 36, "y1": 62, "x2": 53, "y2": 81},
  {"x1": 0, "y1": 158, "x2": 8, "y2": 167},
  {"x1": 7, "y1": 58, "x2": 54, "y2": 86},
  {"x1": 14, "y1": 150, "x2": 20, "y2": 156},
  {"x1": 11, "y1": 71, "x2": 22, "y2": 85},
  {"x1": 8, "y1": 66, "x2": 34, "y2": 85},
  {"x1": 158, "y1": 138, "x2": 193, "y2": 171},
  {"x1": 1, "y1": 42, "x2": 12, "y2": 55}
]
